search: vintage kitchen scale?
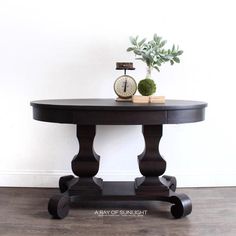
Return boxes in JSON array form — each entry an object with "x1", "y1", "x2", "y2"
[{"x1": 114, "y1": 62, "x2": 137, "y2": 101}]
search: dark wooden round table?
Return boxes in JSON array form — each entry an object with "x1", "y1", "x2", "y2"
[{"x1": 31, "y1": 99, "x2": 207, "y2": 219}]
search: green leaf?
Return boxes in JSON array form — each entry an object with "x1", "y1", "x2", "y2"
[
  {"x1": 164, "y1": 55, "x2": 173, "y2": 60},
  {"x1": 138, "y1": 38, "x2": 146, "y2": 46},
  {"x1": 172, "y1": 44, "x2": 175, "y2": 52},
  {"x1": 155, "y1": 60, "x2": 161, "y2": 66},
  {"x1": 173, "y1": 57, "x2": 180, "y2": 63},
  {"x1": 177, "y1": 50, "x2": 183, "y2": 55},
  {"x1": 154, "y1": 66, "x2": 160, "y2": 72},
  {"x1": 127, "y1": 47, "x2": 134, "y2": 52},
  {"x1": 129, "y1": 36, "x2": 137, "y2": 45},
  {"x1": 159, "y1": 40, "x2": 167, "y2": 47},
  {"x1": 150, "y1": 40, "x2": 156, "y2": 47},
  {"x1": 170, "y1": 60, "x2": 174, "y2": 65},
  {"x1": 154, "y1": 34, "x2": 162, "y2": 43},
  {"x1": 154, "y1": 33, "x2": 158, "y2": 41},
  {"x1": 133, "y1": 49, "x2": 142, "y2": 55}
]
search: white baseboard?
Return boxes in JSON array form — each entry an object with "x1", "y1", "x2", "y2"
[
  {"x1": 0, "y1": 170, "x2": 235, "y2": 188},
  {"x1": 0, "y1": 170, "x2": 72, "y2": 188}
]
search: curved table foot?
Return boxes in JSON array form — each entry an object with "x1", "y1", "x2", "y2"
[
  {"x1": 169, "y1": 193, "x2": 192, "y2": 219},
  {"x1": 48, "y1": 194, "x2": 70, "y2": 219}
]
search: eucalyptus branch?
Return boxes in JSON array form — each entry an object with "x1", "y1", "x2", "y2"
[{"x1": 127, "y1": 34, "x2": 183, "y2": 72}]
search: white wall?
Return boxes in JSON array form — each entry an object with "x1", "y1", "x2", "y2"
[{"x1": 0, "y1": 0, "x2": 235, "y2": 187}]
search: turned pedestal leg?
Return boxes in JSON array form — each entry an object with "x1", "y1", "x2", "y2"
[
  {"x1": 48, "y1": 125, "x2": 102, "y2": 219},
  {"x1": 68, "y1": 125, "x2": 102, "y2": 195},
  {"x1": 58, "y1": 125, "x2": 103, "y2": 195},
  {"x1": 135, "y1": 125, "x2": 192, "y2": 218},
  {"x1": 135, "y1": 125, "x2": 173, "y2": 195}
]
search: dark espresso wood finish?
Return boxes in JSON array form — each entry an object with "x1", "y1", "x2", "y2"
[
  {"x1": 70, "y1": 125, "x2": 103, "y2": 195},
  {"x1": 31, "y1": 99, "x2": 207, "y2": 219},
  {"x1": 135, "y1": 125, "x2": 169, "y2": 196},
  {"x1": 31, "y1": 99, "x2": 206, "y2": 125}
]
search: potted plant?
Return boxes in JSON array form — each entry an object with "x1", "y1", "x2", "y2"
[{"x1": 127, "y1": 34, "x2": 183, "y2": 96}]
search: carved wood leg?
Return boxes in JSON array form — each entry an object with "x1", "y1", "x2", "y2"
[
  {"x1": 48, "y1": 125, "x2": 102, "y2": 219},
  {"x1": 135, "y1": 125, "x2": 169, "y2": 195},
  {"x1": 60, "y1": 125, "x2": 103, "y2": 196}
]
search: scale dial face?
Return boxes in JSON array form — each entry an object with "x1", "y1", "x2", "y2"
[{"x1": 114, "y1": 75, "x2": 137, "y2": 98}]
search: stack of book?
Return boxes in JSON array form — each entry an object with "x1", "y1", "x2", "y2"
[
  {"x1": 149, "y1": 96, "x2": 165, "y2": 104},
  {"x1": 132, "y1": 95, "x2": 165, "y2": 104},
  {"x1": 132, "y1": 95, "x2": 149, "y2": 103}
]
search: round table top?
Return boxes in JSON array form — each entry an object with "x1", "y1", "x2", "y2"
[
  {"x1": 31, "y1": 98, "x2": 207, "y2": 111},
  {"x1": 30, "y1": 98, "x2": 207, "y2": 125}
]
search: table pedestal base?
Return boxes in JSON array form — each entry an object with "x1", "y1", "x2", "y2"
[
  {"x1": 134, "y1": 177, "x2": 170, "y2": 196},
  {"x1": 47, "y1": 124, "x2": 192, "y2": 219},
  {"x1": 48, "y1": 175, "x2": 192, "y2": 219}
]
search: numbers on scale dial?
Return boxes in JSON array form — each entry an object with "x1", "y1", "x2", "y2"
[{"x1": 114, "y1": 75, "x2": 137, "y2": 98}]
